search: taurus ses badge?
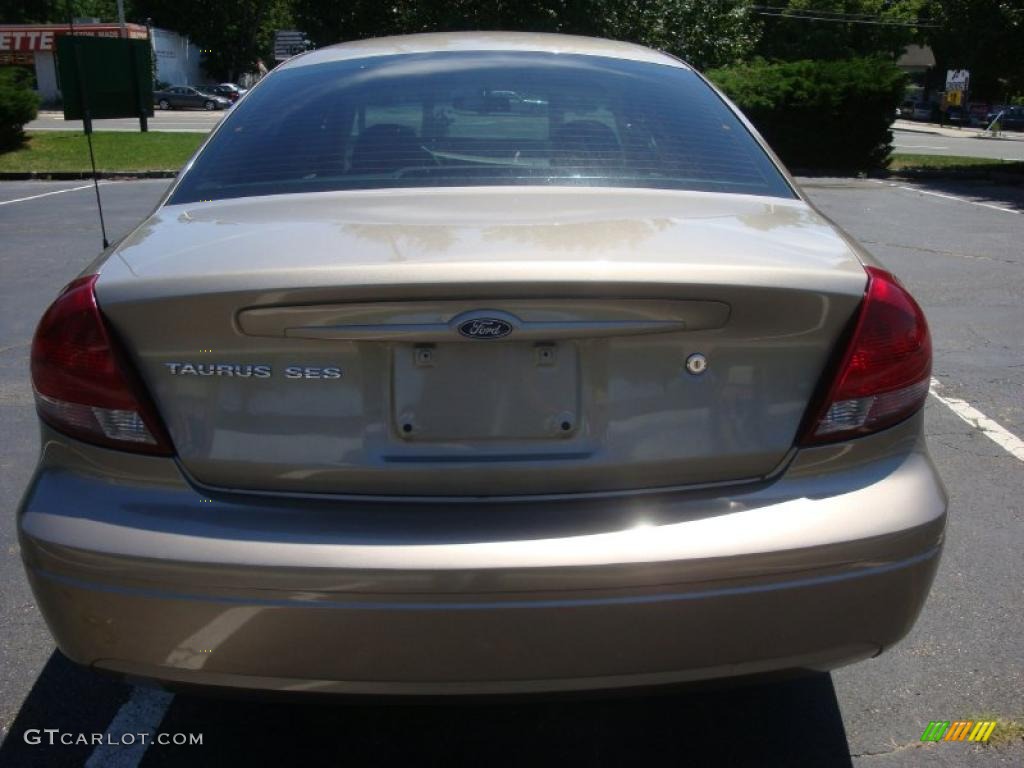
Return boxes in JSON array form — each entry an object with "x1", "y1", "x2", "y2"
[{"x1": 457, "y1": 317, "x2": 514, "y2": 339}]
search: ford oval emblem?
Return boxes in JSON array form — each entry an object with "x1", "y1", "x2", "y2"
[{"x1": 458, "y1": 317, "x2": 513, "y2": 339}]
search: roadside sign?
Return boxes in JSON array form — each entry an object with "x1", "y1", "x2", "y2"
[
  {"x1": 57, "y1": 35, "x2": 153, "y2": 124},
  {"x1": 946, "y1": 69, "x2": 970, "y2": 91},
  {"x1": 0, "y1": 22, "x2": 148, "y2": 52},
  {"x1": 946, "y1": 90, "x2": 962, "y2": 106},
  {"x1": 273, "y1": 30, "x2": 310, "y2": 62}
]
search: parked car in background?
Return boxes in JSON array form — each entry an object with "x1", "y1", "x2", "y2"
[
  {"x1": 942, "y1": 106, "x2": 967, "y2": 126},
  {"x1": 154, "y1": 86, "x2": 231, "y2": 111},
  {"x1": 910, "y1": 102, "x2": 934, "y2": 122},
  {"x1": 968, "y1": 102, "x2": 991, "y2": 126},
  {"x1": 985, "y1": 105, "x2": 1024, "y2": 131},
  {"x1": 202, "y1": 83, "x2": 248, "y2": 102}
]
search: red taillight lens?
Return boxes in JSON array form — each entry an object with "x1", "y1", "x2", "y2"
[
  {"x1": 799, "y1": 267, "x2": 932, "y2": 445},
  {"x1": 30, "y1": 275, "x2": 173, "y2": 455}
]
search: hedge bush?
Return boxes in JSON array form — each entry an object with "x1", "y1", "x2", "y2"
[
  {"x1": 707, "y1": 58, "x2": 906, "y2": 172},
  {"x1": 0, "y1": 68, "x2": 40, "y2": 152}
]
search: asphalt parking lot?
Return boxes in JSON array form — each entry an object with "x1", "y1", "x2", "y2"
[{"x1": 0, "y1": 177, "x2": 1021, "y2": 767}]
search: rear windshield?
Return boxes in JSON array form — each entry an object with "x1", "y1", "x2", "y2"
[{"x1": 169, "y1": 51, "x2": 794, "y2": 204}]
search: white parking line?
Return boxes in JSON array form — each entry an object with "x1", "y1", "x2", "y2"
[
  {"x1": 872, "y1": 180, "x2": 1021, "y2": 215},
  {"x1": 84, "y1": 686, "x2": 174, "y2": 768},
  {"x1": 931, "y1": 378, "x2": 1024, "y2": 462},
  {"x1": 0, "y1": 182, "x2": 112, "y2": 206}
]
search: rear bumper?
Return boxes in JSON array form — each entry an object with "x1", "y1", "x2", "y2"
[
  {"x1": 26, "y1": 548, "x2": 940, "y2": 696},
  {"x1": 18, "y1": 417, "x2": 946, "y2": 695}
]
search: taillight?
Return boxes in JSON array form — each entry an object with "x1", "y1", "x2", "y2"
[
  {"x1": 799, "y1": 266, "x2": 931, "y2": 445},
  {"x1": 30, "y1": 275, "x2": 173, "y2": 455}
]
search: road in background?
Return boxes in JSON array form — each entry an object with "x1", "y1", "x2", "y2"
[
  {"x1": 25, "y1": 110, "x2": 1024, "y2": 167},
  {"x1": 25, "y1": 110, "x2": 224, "y2": 134},
  {"x1": 892, "y1": 129, "x2": 1024, "y2": 161},
  {"x1": 0, "y1": 178, "x2": 1021, "y2": 767},
  {"x1": 23, "y1": 112, "x2": 1024, "y2": 162}
]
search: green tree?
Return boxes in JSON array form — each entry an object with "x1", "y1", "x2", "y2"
[
  {"x1": 0, "y1": 67, "x2": 40, "y2": 151},
  {"x1": 134, "y1": 0, "x2": 292, "y2": 80},
  {"x1": 924, "y1": 0, "x2": 1024, "y2": 101},
  {"x1": 0, "y1": 0, "x2": 137, "y2": 23},
  {"x1": 709, "y1": 56, "x2": 906, "y2": 169},
  {"x1": 660, "y1": 0, "x2": 763, "y2": 69},
  {"x1": 0, "y1": 0, "x2": 60, "y2": 23},
  {"x1": 290, "y1": 0, "x2": 761, "y2": 71},
  {"x1": 754, "y1": 0, "x2": 930, "y2": 60}
]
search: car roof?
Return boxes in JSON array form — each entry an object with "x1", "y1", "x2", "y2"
[{"x1": 278, "y1": 32, "x2": 688, "y2": 71}]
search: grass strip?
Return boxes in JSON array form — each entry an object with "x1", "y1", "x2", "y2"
[
  {"x1": 0, "y1": 131, "x2": 204, "y2": 172},
  {"x1": 889, "y1": 153, "x2": 1024, "y2": 174}
]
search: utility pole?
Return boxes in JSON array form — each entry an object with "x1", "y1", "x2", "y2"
[{"x1": 117, "y1": 0, "x2": 140, "y2": 133}]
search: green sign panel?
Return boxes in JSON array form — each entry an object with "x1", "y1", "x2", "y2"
[{"x1": 57, "y1": 36, "x2": 153, "y2": 123}]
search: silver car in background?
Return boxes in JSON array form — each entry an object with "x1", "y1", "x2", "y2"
[{"x1": 19, "y1": 33, "x2": 945, "y2": 695}]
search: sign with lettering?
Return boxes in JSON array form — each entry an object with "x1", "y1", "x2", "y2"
[
  {"x1": 945, "y1": 69, "x2": 970, "y2": 91},
  {"x1": 0, "y1": 24, "x2": 147, "y2": 53},
  {"x1": 274, "y1": 30, "x2": 310, "y2": 62}
]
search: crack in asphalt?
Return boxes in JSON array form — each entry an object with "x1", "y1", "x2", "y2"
[
  {"x1": 857, "y1": 238, "x2": 1019, "y2": 265},
  {"x1": 933, "y1": 437, "x2": 1017, "y2": 460},
  {"x1": 850, "y1": 739, "x2": 933, "y2": 758}
]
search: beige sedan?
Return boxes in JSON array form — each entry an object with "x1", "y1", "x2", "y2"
[{"x1": 19, "y1": 32, "x2": 945, "y2": 695}]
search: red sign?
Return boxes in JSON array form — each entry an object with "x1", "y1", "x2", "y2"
[
  {"x1": 0, "y1": 28, "x2": 55, "y2": 52},
  {"x1": 0, "y1": 24, "x2": 148, "y2": 53}
]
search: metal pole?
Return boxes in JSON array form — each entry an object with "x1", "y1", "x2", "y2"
[
  {"x1": 127, "y1": 32, "x2": 148, "y2": 133},
  {"x1": 117, "y1": 0, "x2": 140, "y2": 133},
  {"x1": 961, "y1": 82, "x2": 969, "y2": 131},
  {"x1": 85, "y1": 127, "x2": 109, "y2": 249}
]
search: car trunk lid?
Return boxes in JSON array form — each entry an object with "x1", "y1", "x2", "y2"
[{"x1": 96, "y1": 187, "x2": 867, "y2": 496}]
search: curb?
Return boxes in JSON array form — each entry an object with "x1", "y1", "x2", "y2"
[
  {"x1": 795, "y1": 166, "x2": 1023, "y2": 184},
  {"x1": 876, "y1": 169, "x2": 1023, "y2": 184},
  {"x1": 893, "y1": 125, "x2": 944, "y2": 136},
  {"x1": 0, "y1": 170, "x2": 178, "y2": 180},
  {"x1": 970, "y1": 133, "x2": 1024, "y2": 142},
  {"x1": 895, "y1": 123, "x2": 1024, "y2": 142}
]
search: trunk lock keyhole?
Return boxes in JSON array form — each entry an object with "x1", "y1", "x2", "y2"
[{"x1": 685, "y1": 353, "x2": 708, "y2": 375}]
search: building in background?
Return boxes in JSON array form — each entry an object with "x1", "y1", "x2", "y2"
[
  {"x1": 0, "y1": 21, "x2": 203, "y2": 105},
  {"x1": 150, "y1": 27, "x2": 203, "y2": 88},
  {"x1": 897, "y1": 44, "x2": 936, "y2": 104}
]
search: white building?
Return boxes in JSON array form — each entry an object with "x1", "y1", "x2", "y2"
[
  {"x1": 0, "y1": 22, "x2": 204, "y2": 104},
  {"x1": 150, "y1": 27, "x2": 203, "y2": 87}
]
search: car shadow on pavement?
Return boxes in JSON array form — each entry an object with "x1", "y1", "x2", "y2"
[
  {"x1": 1, "y1": 654, "x2": 853, "y2": 767},
  {"x1": 147, "y1": 672, "x2": 853, "y2": 767},
  {"x1": 0, "y1": 652, "x2": 134, "y2": 768}
]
